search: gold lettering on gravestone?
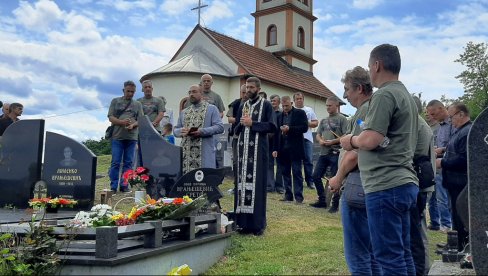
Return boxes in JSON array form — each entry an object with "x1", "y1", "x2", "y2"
[{"x1": 51, "y1": 168, "x2": 82, "y2": 186}]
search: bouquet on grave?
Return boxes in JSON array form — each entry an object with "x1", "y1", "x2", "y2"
[
  {"x1": 122, "y1": 166, "x2": 152, "y2": 191},
  {"x1": 117, "y1": 194, "x2": 208, "y2": 224},
  {"x1": 69, "y1": 204, "x2": 122, "y2": 228},
  {"x1": 29, "y1": 197, "x2": 77, "y2": 209}
]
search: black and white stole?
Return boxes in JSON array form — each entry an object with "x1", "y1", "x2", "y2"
[
  {"x1": 181, "y1": 101, "x2": 208, "y2": 174},
  {"x1": 236, "y1": 97, "x2": 265, "y2": 214}
]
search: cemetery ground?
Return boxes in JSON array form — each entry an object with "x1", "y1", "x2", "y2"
[{"x1": 95, "y1": 155, "x2": 446, "y2": 275}]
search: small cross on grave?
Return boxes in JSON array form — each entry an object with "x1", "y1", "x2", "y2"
[{"x1": 34, "y1": 181, "x2": 47, "y2": 199}]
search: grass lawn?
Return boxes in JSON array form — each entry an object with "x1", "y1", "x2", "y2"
[{"x1": 94, "y1": 155, "x2": 446, "y2": 275}]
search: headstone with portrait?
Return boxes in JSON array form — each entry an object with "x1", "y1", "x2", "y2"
[
  {"x1": 467, "y1": 107, "x2": 488, "y2": 275},
  {"x1": 0, "y1": 119, "x2": 45, "y2": 208},
  {"x1": 138, "y1": 115, "x2": 182, "y2": 199},
  {"x1": 43, "y1": 132, "x2": 97, "y2": 210}
]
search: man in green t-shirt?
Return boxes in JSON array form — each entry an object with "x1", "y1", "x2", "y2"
[
  {"x1": 107, "y1": 80, "x2": 144, "y2": 193},
  {"x1": 137, "y1": 80, "x2": 165, "y2": 133},
  {"x1": 340, "y1": 44, "x2": 419, "y2": 275},
  {"x1": 309, "y1": 96, "x2": 347, "y2": 212}
]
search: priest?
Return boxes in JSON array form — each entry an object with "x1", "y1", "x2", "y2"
[
  {"x1": 174, "y1": 84, "x2": 224, "y2": 173},
  {"x1": 234, "y1": 77, "x2": 276, "y2": 236}
]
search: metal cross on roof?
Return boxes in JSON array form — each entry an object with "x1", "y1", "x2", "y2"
[{"x1": 191, "y1": 0, "x2": 208, "y2": 25}]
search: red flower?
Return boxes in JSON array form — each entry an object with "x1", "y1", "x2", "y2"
[
  {"x1": 59, "y1": 198, "x2": 69, "y2": 205},
  {"x1": 135, "y1": 167, "x2": 147, "y2": 174},
  {"x1": 172, "y1": 198, "x2": 184, "y2": 205},
  {"x1": 140, "y1": 175, "x2": 149, "y2": 182}
]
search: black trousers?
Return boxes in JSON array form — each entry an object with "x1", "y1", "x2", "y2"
[{"x1": 410, "y1": 191, "x2": 428, "y2": 276}]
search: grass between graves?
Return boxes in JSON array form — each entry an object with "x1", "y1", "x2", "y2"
[{"x1": 94, "y1": 155, "x2": 446, "y2": 275}]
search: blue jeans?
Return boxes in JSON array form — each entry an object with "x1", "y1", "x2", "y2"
[
  {"x1": 312, "y1": 153, "x2": 338, "y2": 202},
  {"x1": 341, "y1": 197, "x2": 382, "y2": 276},
  {"x1": 302, "y1": 139, "x2": 314, "y2": 184},
  {"x1": 109, "y1": 139, "x2": 137, "y2": 191},
  {"x1": 428, "y1": 173, "x2": 452, "y2": 228},
  {"x1": 366, "y1": 183, "x2": 418, "y2": 276}
]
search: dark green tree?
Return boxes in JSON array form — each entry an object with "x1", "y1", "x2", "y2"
[
  {"x1": 82, "y1": 137, "x2": 111, "y2": 156},
  {"x1": 455, "y1": 41, "x2": 488, "y2": 119}
]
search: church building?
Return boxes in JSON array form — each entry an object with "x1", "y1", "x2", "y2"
[{"x1": 140, "y1": 0, "x2": 340, "y2": 122}]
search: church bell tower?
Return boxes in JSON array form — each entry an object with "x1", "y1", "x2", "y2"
[{"x1": 252, "y1": 0, "x2": 317, "y2": 72}]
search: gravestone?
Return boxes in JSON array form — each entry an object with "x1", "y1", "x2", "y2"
[
  {"x1": 169, "y1": 168, "x2": 225, "y2": 203},
  {"x1": 43, "y1": 132, "x2": 97, "y2": 210},
  {"x1": 138, "y1": 116, "x2": 182, "y2": 199},
  {"x1": 215, "y1": 124, "x2": 231, "y2": 168},
  {"x1": 468, "y1": 107, "x2": 488, "y2": 275},
  {"x1": 0, "y1": 119, "x2": 44, "y2": 208}
]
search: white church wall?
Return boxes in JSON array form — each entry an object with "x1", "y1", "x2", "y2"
[
  {"x1": 260, "y1": 0, "x2": 287, "y2": 10},
  {"x1": 290, "y1": 58, "x2": 310, "y2": 71}
]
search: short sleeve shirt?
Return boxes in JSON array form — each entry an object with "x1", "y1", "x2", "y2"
[
  {"x1": 317, "y1": 113, "x2": 348, "y2": 154},
  {"x1": 358, "y1": 81, "x2": 419, "y2": 193},
  {"x1": 137, "y1": 96, "x2": 166, "y2": 131},
  {"x1": 297, "y1": 106, "x2": 317, "y2": 142},
  {"x1": 108, "y1": 97, "x2": 144, "y2": 141},
  {"x1": 184, "y1": 90, "x2": 225, "y2": 113}
]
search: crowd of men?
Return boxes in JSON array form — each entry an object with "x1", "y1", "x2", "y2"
[{"x1": 1, "y1": 41, "x2": 473, "y2": 275}]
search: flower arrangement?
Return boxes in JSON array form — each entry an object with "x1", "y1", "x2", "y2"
[
  {"x1": 123, "y1": 166, "x2": 151, "y2": 190},
  {"x1": 69, "y1": 195, "x2": 208, "y2": 228},
  {"x1": 69, "y1": 204, "x2": 121, "y2": 227},
  {"x1": 29, "y1": 197, "x2": 77, "y2": 209}
]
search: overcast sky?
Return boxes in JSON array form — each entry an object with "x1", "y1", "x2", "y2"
[{"x1": 1, "y1": 0, "x2": 487, "y2": 141}]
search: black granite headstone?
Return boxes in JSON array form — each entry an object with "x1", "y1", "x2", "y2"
[
  {"x1": 468, "y1": 107, "x2": 488, "y2": 275},
  {"x1": 169, "y1": 168, "x2": 225, "y2": 203},
  {"x1": 138, "y1": 116, "x2": 182, "y2": 199},
  {"x1": 43, "y1": 132, "x2": 97, "y2": 210},
  {"x1": 215, "y1": 124, "x2": 230, "y2": 168},
  {"x1": 0, "y1": 120, "x2": 44, "y2": 208}
]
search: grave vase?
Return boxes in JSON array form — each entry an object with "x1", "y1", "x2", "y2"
[{"x1": 134, "y1": 191, "x2": 146, "y2": 203}]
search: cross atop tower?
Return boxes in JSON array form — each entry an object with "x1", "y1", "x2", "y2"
[{"x1": 191, "y1": 0, "x2": 208, "y2": 26}]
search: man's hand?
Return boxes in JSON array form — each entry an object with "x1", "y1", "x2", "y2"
[
  {"x1": 328, "y1": 176, "x2": 342, "y2": 193},
  {"x1": 240, "y1": 115, "x2": 252, "y2": 127},
  {"x1": 188, "y1": 129, "x2": 202, "y2": 137},
  {"x1": 323, "y1": 140, "x2": 334, "y2": 146},
  {"x1": 280, "y1": 125, "x2": 289, "y2": 135},
  {"x1": 180, "y1": 127, "x2": 190, "y2": 137},
  {"x1": 340, "y1": 134, "x2": 354, "y2": 151}
]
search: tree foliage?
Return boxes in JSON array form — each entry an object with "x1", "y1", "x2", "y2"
[
  {"x1": 82, "y1": 137, "x2": 111, "y2": 156},
  {"x1": 455, "y1": 41, "x2": 488, "y2": 119}
]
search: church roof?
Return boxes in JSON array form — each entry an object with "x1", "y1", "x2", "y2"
[
  {"x1": 201, "y1": 27, "x2": 336, "y2": 100},
  {"x1": 142, "y1": 25, "x2": 337, "y2": 101},
  {"x1": 146, "y1": 46, "x2": 235, "y2": 77}
]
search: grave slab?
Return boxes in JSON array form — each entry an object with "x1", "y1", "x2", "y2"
[
  {"x1": 43, "y1": 132, "x2": 97, "y2": 210},
  {"x1": 467, "y1": 106, "x2": 488, "y2": 275},
  {"x1": 0, "y1": 119, "x2": 44, "y2": 208},
  {"x1": 138, "y1": 116, "x2": 182, "y2": 199}
]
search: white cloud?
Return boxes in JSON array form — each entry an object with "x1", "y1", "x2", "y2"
[
  {"x1": 98, "y1": 0, "x2": 156, "y2": 12},
  {"x1": 13, "y1": 0, "x2": 64, "y2": 32},
  {"x1": 352, "y1": 0, "x2": 384, "y2": 10},
  {"x1": 160, "y1": 0, "x2": 196, "y2": 16},
  {"x1": 202, "y1": 1, "x2": 234, "y2": 25}
]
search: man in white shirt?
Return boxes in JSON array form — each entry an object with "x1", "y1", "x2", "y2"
[{"x1": 293, "y1": 92, "x2": 319, "y2": 189}]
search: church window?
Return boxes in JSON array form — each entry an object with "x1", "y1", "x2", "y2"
[
  {"x1": 297, "y1": 0, "x2": 308, "y2": 5},
  {"x1": 297, "y1": 27, "x2": 305, "y2": 48},
  {"x1": 267, "y1": 25, "x2": 277, "y2": 46},
  {"x1": 263, "y1": 0, "x2": 272, "y2": 2}
]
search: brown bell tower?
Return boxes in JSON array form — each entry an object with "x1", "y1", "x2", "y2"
[{"x1": 252, "y1": 0, "x2": 317, "y2": 72}]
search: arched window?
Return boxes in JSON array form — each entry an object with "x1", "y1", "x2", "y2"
[
  {"x1": 297, "y1": 27, "x2": 305, "y2": 48},
  {"x1": 267, "y1": 25, "x2": 277, "y2": 46}
]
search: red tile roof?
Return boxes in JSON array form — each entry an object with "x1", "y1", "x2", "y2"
[{"x1": 201, "y1": 27, "x2": 337, "y2": 100}]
